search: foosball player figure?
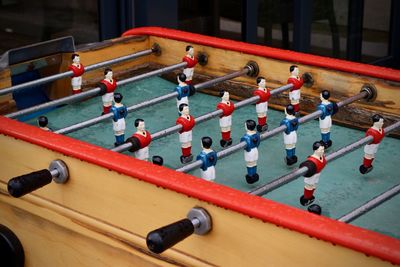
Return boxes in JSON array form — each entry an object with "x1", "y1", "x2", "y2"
[
  {"x1": 182, "y1": 45, "x2": 198, "y2": 85},
  {"x1": 240, "y1": 119, "x2": 260, "y2": 184},
  {"x1": 111, "y1": 93, "x2": 128, "y2": 147},
  {"x1": 287, "y1": 65, "x2": 304, "y2": 116},
  {"x1": 37, "y1": 116, "x2": 51, "y2": 131},
  {"x1": 196, "y1": 136, "x2": 218, "y2": 181},
  {"x1": 98, "y1": 68, "x2": 117, "y2": 115},
  {"x1": 253, "y1": 77, "x2": 271, "y2": 133},
  {"x1": 280, "y1": 104, "x2": 299, "y2": 166},
  {"x1": 175, "y1": 73, "x2": 195, "y2": 112},
  {"x1": 68, "y1": 53, "x2": 85, "y2": 94},
  {"x1": 299, "y1": 141, "x2": 326, "y2": 206},
  {"x1": 152, "y1": 156, "x2": 164, "y2": 166},
  {"x1": 359, "y1": 114, "x2": 385, "y2": 174},
  {"x1": 176, "y1": 104, "x2": 196, "y2": 164},
  {"x1": 317, "y1": 90, "x2": 338, "y2": 149},
  {"x1": 126, "y1": 119, "x2": 152, "y2": 161},
  {"x1": 216, "y1": 90, "x2": 235, "y2": 147}
]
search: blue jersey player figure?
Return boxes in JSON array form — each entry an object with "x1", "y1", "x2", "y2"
[
  {"x1": 111, "y1": 93, "x2": 128, "y2": 147},
  {"x1": 196, "y1": 136, "x2": 218, "y2": 181},
  {"x1": 317, "y1": 90, "x2": 338, "y2": 149},
  {"x1": 241, "y1": 120, "x2": 260, "y2": 184},
  {"x1": 175, "y1": 73, "x2": 195, "y2": 113},
  {"x1": 280, "y1": 104, "x2": 299, "y2": 166}
]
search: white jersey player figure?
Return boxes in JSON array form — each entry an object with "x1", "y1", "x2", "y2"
[
  {"x1": 216, "y1": 90, "x2": 235, "y2": 147},
  {"x1": 68, "y1": 53, "x2": 85, "y2": 94},
  {"x1": 110, "y1": 93, "x2": 128, "y2": 147},
  {"x1": 299, "y1": 141, "x2": 327, "y2": 207},
  {"x1": 196, "y1": 136, "x2": 218, "y2": 181},
  {"x1": 359, "y1": 114, "x2": 385, "y2": 174},
  {"x1": 316, "y1": 90, "x2": 338, "y2": 149}
]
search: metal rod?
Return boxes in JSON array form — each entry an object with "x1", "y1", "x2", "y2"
[
  {"x1": 0, "y1": 48, "x2": 154, "y2": 97},
  {"x1": 6, "y1": 62, "x2": 187, "y2": 119},
  {"x1": 177, "y1": 90, "x2": 370, "y2": 173},
  {"x1": 57, "y1": 65, "x2": 249, "y2": 135},
  {"x1": 248, "y1": 120, "x2": 400, "y2": 196},
  {"x1": 337, "y1": 184, "x2": 400, "y2": 223}
]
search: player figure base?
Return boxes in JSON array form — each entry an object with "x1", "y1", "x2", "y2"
[
  {"x1": 256, "y1": 123, "x2": 268, "y2": 133},
  {"x1": 220, "y1": 138, "x2": 232, "y2": 148},
  {"x1": 245, "y1": 173, "x2": 259, "y2": 184},
  {"x1": 320, "y1": 139, "x2": 332, "y2": 149},
  {"x1": 285, "y1": 156, "x2": 298, "y2": 166},
  {"x1": 359, "y1": 164, "x2": 373, "y2": 174},
  {"x1": 180, "y1": 154, "x2": 193, "y2": 164},
  {"x1": 300, "y1": 195, "x2": 315, "y2": 206}
]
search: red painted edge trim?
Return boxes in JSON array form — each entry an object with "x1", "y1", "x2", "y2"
[
  {"x1": 123, "y1": 26, "x2": 400, "y2": 82},
  {"x1": 1, "y1": 116, "x2": 400, "y2": 264}
]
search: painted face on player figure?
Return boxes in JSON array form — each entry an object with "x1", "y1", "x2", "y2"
[
  {"x1": 258, "y1": 78, "x2": 266, "y2": 88},
  {"x1": 105, "y1": 70, "x2": 113, "y2": 80},
  {"x1": 182, "y1": 105, "x2": 190, "y2": 116},
  {"x1": 314, "y1": 145, "x2": 325, "y2": 158},
  {"x1": 188, "y1": 47, "x2": 194, "y2": 57},
  {"x1": 374, "y1": 118, "x2": 384, "y2": 129},
  {"x1": 291, "y1": 66, "x2": 299, "y2": 77},
  {"x1": 222, "y1": 91, "x2": 229, "y2": 102},
  {"x1": 137, "y1": 121, "x2": 145, "y2": 132},
  {"x1": 72, "y1": 55, "x2": 80, "y2": 64}
]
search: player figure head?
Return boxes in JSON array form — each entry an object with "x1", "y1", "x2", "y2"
[
  {"x1": 285, "y1": 104, "x2": 296, "y2": 116},
  {"x1": 114, "y1": 93, "x2": 123, "y2": 103},
  {"x1": 245, "y1": 119, "x2": 256, "y2": 132},
  {"x1": 104, "y1": 68, "x2": 113, "y2": 79},
  {"x1": 256, "y1": 77, "x2": 266, "y2": 88},
  {"x1": 37, "y1": 116, "x2": 48, "y2": 127},
  {"x1": 372, "y1": 114, "x2": 384, "y2": 129},
  {"x1": 219, "y1": 90, "x2": 229, "y2": 101},
  {"x1": 289, "y1": 65, "x2": 299, "y2": 76},
  {"x1": 177, "y1": 73, "x2": 187, "y2": 84},
  {"x1": 320, "y1": 90, "x2": 330, "y2": 101},
  {"x1": 312, "y1": 141, "x2": 325, "y2": 158},
  {"x1": 179, "y1": 103, "x2": 189, "y2": 115},
  {"x1": 71, "y1": 53, "x2": 80, "y2": 64},
  {"x1": 186, "y1": 45, "x2": 194, "y2": 57},
  {"x1": 135, "y1": 118, "x2": 145, "y2": 131},
  {"x1": 201, "y1": 136, "x2": 213, "y2": 149}
]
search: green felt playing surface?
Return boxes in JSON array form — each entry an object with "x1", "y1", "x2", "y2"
[{"x1": 26, "y1": 76, "x2": 400, "y2": 239}]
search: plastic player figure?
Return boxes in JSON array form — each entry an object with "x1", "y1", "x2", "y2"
[
  {"x1": 111, "y1": 93, "x2": 128, "y2": 146},
  {"x1": 99, "y1": 68, "x2": 117, "y2": 115},
  {"x1": 317, "y1": 90, "x2": 338, "y2": 149},
  {"x1": 299, "y1": 141, "x2": 327, "y2": 206},
  {"x1": 287, "y1": 65, "x2": 304, "y2": 115},
  {"x1": 253, "y1": 77, "x2": 271, "y2": 132},
  {"x1": 126, "y1": 119, "x2": 152, "y2": 161},
  {"x1": 196, "y1": 136, "x2": 218, "y2": 181},
  {"x1": 182, "y1": 45, "x2": 198, "y2": 84},
  {"x1": 240, "y1": 119, "x2": 260, "y2": 184},
  {"x1": 280, "y1": 104, "x2": 299, "y2": 166},
  {"x1": 216, "y1": 90, "x2": 235, "y2": 147},
  {"x1": 359, "y1": 114, "x2": 385, "y2": 174},
  {"x1": 37, "y1": 116, "x2": 51, "y2": 131},
  {"x1": 176, "y1": 104, "x2": 196, "y2": 163},
  {"x1": 68, "y1": 53, "x2": 85, "y2": 94},
  {"x1": 175, "y1": 73, "x2": 195, "y2": 112}
]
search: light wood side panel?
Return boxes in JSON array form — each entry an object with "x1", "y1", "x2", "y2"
[{"x1": 0, "y1": 134, "x2": 393, "y2": 267}]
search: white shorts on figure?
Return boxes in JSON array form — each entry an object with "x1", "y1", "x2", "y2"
[
  {"x1": 219, "y1": 115, "x2": 232, "y2": 128},
  {"x1": 176, "y1": 96, "x2": 189, "y2": 109},
  {"x1": 319, "y1": 116, "x2": 332, "y2": 129},
  {"x1": 113, "y1": 119, "x2": 126, "y2": 132},
  {"x1": 71, "y1": 76, "x2": 82, "y2": 88},
  {"x1": 256, "y1": 102, "x2": 268, "y2": 114},
  {"x1": 102, "y1": 92, "x2": 114, "y2": 104},
  {"x1": 304, "y1": 173, "x2": 321, "y2": 186},
  {"x1": 183, "y1": 68, "x2": 194, "y2": 81},
  {"x1": 364, "y1": 143, "x2": 380, "y2": 155},
  {"x1": 283, "y1": 131, "x2": 297, "y2": 145},
  {"x1": 179, "y1": 130, "x2": 192, "y2": 143},
  {"x1": 289, "y1": 90, "x2": 301, "y2": 101},
  {"x1": 134, "y1": 147, "x2": 149, "y2": 160},
  {"x1": 244, "y1": 148, "x2": 258, "y2": 162},
  {"x1": 201, "y1": 166, "x2": 216, "y2": 181}
]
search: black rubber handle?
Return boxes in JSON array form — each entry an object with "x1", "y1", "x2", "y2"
[
  {"x1": 0, "y1": 224, "x2": 25, "y2": 267},
  {"x1": 146, "y1": 218, "x2": 194, "y2": 254},
  {"x1": 8, "y1": 169, "x2": 53, "y2": 198}
]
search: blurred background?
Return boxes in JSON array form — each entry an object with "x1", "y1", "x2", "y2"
[{"x1": 0, "y1": 0, "x2": 398, "y2": 69}]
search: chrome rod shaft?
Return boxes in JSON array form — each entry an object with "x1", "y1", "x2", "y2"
[{"x1": 0, "y1": 48, "x2": 154, "y2": 96}]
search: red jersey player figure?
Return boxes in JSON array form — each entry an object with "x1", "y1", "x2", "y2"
[
  {"x1": 37, "y1": 116, "x2": 52, "y2": 131},
  {"x1": 299, "y1": 141, "x2": 327, "y2": 206},
  {"x1": 182, "y1": 45, "x2": 198, "y2": 85},
  {"x1": 126, "y1": 119, "x2": 152, "y2": 161},
  {"x1": 68, "y1": 53, "x2": 85, "y2": 94},
  {"x1": 253, "y1": 77, "x2": 271, "y2": 132},
  {"x1": 98, "y1": 68, "x2": 117, "y2": 115},
  {"x1": 287, "y1": 65, "x2": 304, "y2": 116},
  {"x1": 176, "y1": 104, "x2": 196, "y2": 164},
  {"x1": 359, "y1": 114, "x2": 385, "y2": 174},
  {"x1": 216, "y1": 90, "x2": 235, "y2": 147}
]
